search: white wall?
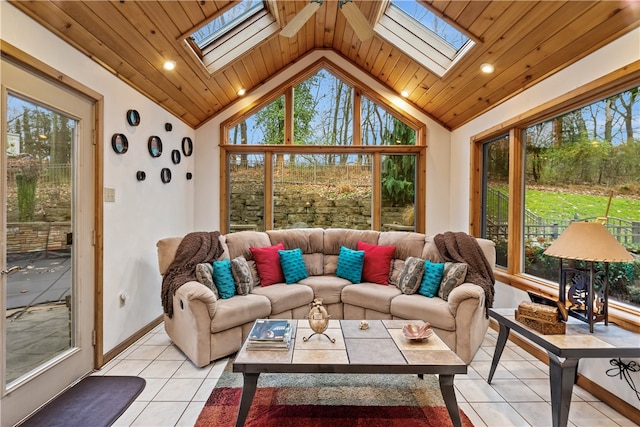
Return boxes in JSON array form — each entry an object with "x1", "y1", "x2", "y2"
[
  {"x1": 194, "y1": 50, "x2": 453, "y2": 235},
  {"x1": 1, "y1": 2, "x2": 196, "y2": 353},
  {"x1": 451, "y1": 28, "x2": 640, "y2": 410}
]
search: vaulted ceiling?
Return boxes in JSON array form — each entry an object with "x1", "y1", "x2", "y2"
[{"x1": 9, "y1": 1, "x2": 640, "y2": 130}]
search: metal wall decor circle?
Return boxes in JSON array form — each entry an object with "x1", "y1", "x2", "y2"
[
  {"x1": 165, "y1": 122, "x2": 172, "y2": 131},
  {"x1": 181, "y1": 137, "x2": 193, "y2": 156},
  {"x1": 160, "y1": 168, "x2": 172, "y2": 183},
  {"x1": 126, "y1": 109, "x2": 140, "y2": 126},
  {"x1": 148, "y1": 136, "x2": 162, "y2": 157},
  {"x1": 171, "y1": 149, "x2": 181, "y2": 164},
  {"x1": 111, "y1": 133, "x2": 128, "y2": 154},
  {"x1": 136, "y1": 171, "x2": 146, "y2": 181}
]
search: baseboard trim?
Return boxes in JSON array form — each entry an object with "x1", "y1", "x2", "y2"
[
  {"x1": 489, "y1": 321, "x2": 640, "y2": 425},
  {"x1": 100, "y1": 315, "x2": 163, "y2": 368}
]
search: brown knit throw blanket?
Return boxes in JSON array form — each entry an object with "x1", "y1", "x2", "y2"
[
  {"x1": 161, "y1": 231, "x2": 224, "y2": 318},
  {"x1": 434, "y1": 232, "x2": 495, "y2": 317}
]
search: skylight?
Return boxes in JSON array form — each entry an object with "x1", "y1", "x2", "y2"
[
  {"x1": 186, "y1": 0, "x2": 278, "y2": 74},
  {"x1": 375, "y1": 1, "x2": 475, "y2": 77},
  {"x1": 392, "y1": 1, "x2": 468, "y2": 51},
  {"x1": 190, "y1": 0, "x2": 264, "y2": 51}
]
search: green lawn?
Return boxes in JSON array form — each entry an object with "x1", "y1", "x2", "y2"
[{"x1": 525, "y1": 189, "x2": 640, "y2": 222}]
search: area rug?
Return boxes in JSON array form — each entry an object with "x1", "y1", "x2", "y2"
[
  {"x1": 195, "y1": 362, "x2": 473, "y2": 427},
  {"x1": 22, "y1": 375, "x2": 145, "y2": 427}
]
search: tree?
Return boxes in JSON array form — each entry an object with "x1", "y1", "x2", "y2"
[
  {"x1": 610, "y1": 88, "x2": 639, "y2": 144},
  {"x1": 381, "y1": 118, "x2": 415, "y2": 206},
  {"x1": 253, "y1": 96, "x2": 285, "y2": 145}
]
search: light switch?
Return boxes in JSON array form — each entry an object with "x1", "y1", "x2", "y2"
[{"x1": 104, "y1": 187, "x2": 116, "y2": 202}]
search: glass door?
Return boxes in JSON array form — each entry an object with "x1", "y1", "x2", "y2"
[{"x1": 1, "y1": 58, "x2": 95, "y2": 426}]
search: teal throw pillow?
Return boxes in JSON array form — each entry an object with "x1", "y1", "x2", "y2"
[
  {"x1": 336, "y1": 246, "x2": 365, "y2": 284},
  {"x1": 417, "y1": 260, "x2": 445, "y2": 298},
  {"x1": 212, "y1": 259, "x2": 236, "y2": 299},
  {"x1": 278, "y1": 248, "x2": 309, "y2": 284}
]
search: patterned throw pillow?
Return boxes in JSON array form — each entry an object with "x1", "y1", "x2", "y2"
[
  {"x1": 398, "y1": 257, "x2": 425, "y2": 295},
  {"x1": 278, "y1": 248, "x2": 309, "y2": 284},
  {"x1": 417, "y1": 260, "x2": 445, "y2": 298},
  {"x1": 195, "y1": 262, "x2": 219, "y2": 299},
  {"x1": 438, "y1": 262, "x2": 468, "y2": 301},
  {"x1": 212, "y1": 259, "x2": 236, "y2": 299},
  {"x1": 336, "y1": 246, "x2": 365, "y2": 284},
  {"x1": 231, "y1": 256, "x2": 254, "y2": 295}
]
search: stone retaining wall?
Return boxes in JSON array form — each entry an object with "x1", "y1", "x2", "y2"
[
  {"x1": 6, "y1": 222, "x2": 71, "y2": 254},
  {"x1": 230, "y1": 188, "x2": 411, "y2": 231}
]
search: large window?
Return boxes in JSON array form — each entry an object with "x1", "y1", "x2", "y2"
[
  {"x1": 476, "y1": 84, "x2": 640, "y2": 314},
  {"x1": 222, "y1": 63, "x2": 425, "y2": 233},
  {"x1": 228, "y1": 95, "x2": 284, "y2": 145},
  {"x1": 273, "y1": 154, "x2": 373, "y2": 230},
  {"x1": 229, "y1": 154, "x2": 264, "y2": 232},
  {"x1": 294, "y1": 71, "x2": 353, "y2": 146},
  {"x1": 481, "y1": 135, "x2": 509, "y2": 268}
]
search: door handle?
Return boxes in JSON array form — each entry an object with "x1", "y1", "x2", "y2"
[{"x1": 1, "y1": 266, "x2": 21, "y2": 275}]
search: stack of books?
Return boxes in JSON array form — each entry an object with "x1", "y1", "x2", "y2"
[{"x1": 246, "y1": 319, "x2": 292, "y2": 350}]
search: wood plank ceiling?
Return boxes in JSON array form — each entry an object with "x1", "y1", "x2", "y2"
[{"x1": 8, "y1": 0, "x2": 640, "y2": 130}]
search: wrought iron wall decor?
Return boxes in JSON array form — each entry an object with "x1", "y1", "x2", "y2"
[
  {"x1": 126, "y1": 109, "x2": 140, "y2": 126},
  {"x1": 160, "y1": 167, "x2": 172, "y2": 183},
  {"x1": 171, "y1": 149, "x2": 181, "y2": 164},
  {"x1": 111, "y1": 133, "x2": 128, "y2": 154},
  {"x1": 148, "y1": 136, "x2": 162, "y2": 157},
  {"x1": 181, "y1": 137, "x2": 193, "y2": 156}
]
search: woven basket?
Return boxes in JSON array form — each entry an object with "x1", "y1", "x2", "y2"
[
  {"x1": 515, "y1": 309, "x2": 566, "y2": 335},
  {"x1": 517, "y1": 301, "x2": 560, "y2": 324}
]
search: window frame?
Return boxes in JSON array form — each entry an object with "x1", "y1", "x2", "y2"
[
  {"x1": 220, "y1": 59, "x2": 427, "y2": 234},
  {"x1": 182, "y1": 1, "x2": 278, "y2": 74},
  {"x1": 471, "y1": 66, "x2": 640, "y2": 331},
  {"x1": 190, "y1": 0, "x2": 264, "y2": 51},
  {"x1": 375, "y1": 2, "x2": 476, "y2": 77}
]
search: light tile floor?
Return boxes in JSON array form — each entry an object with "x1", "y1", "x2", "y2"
[{"x1": 95, "y1": 324, "x2": 639, "y2": 427}]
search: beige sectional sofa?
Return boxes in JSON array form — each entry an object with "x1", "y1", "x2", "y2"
[{"x1": 157, "y1": 228, "x2": 495, "y2": 367}]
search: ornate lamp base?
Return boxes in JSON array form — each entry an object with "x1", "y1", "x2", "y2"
[{"x1": 304, "y1": 298, "x2": 335, "y2": 343}]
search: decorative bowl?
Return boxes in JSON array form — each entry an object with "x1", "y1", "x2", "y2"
[{"x1": 402, "y1": 323, "x2": 433, "y2": 342}]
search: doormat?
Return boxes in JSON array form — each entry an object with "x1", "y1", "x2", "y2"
[{"x1": 20, "y1": 375, "x2": 145, "y2": 427}]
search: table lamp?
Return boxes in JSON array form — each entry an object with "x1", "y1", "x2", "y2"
[{"x1": 543, "y1": 221, "x2": 634, "y2": 332}]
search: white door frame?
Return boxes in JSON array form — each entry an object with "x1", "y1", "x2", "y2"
[{"x1": 1, "y1": 47, "x2": 103, "y2": 427}]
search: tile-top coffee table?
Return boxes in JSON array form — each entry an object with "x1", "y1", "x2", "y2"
[{"x1": 233, "y1": 319, "x2": 467, "y2": 427}]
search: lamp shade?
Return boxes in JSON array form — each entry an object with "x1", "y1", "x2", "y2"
[{"x1": 543, "y1": 221, "x2": 634, "y2": 262}]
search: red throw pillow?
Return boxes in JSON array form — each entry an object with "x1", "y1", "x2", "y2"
[
  {"x1": 250, "y1": 243, "x2": 285, "y2": 287},
  {"x1": 356, "y1": 241, "x2": 396, "y2": 285}
]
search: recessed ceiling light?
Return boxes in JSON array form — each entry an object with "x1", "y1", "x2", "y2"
[
  {"x1": 237, "y1": 88, "x2": 246, "y2": 96},
  {"x1": 400, "y1": 90, "x2": 409, "y2": 98},
  {"x1": 163, "y1": 60, "x2": 176, "y2": 71},
  {"x1": 480, "y1": 63, "x2": 494, "y2": 74}
]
